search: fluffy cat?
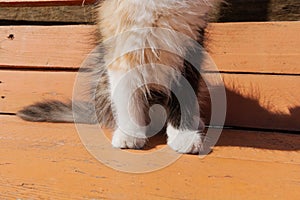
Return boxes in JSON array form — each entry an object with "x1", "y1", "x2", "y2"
[{"x1": 18, "y1": 0, "x2": 221, "y2": 154}]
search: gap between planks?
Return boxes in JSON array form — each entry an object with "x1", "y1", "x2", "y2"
[{"x1": 0, "y1": 0, "x2": 96, "y2": 7}]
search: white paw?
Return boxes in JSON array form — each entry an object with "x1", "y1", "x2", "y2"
[
  {"x1": 111, "y1": 128, "x2": 147, "y2": 149},
  {"x1": 167, "y1": 125, "x2": 203, "y2": 154}
]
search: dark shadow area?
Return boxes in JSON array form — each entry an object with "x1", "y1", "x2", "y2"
[
  {"x1": 222, "y1": 87, "x2": 300, "y2": 132},
  {"x1": 216, "y1": 127, "x2": 300, "y2": 151},
  {"x1": 143, "y1": 85, "x2": 300, "y2": 152},
  {"x1": 0, "y1": 20, "x2": 89, "y2": 26},
  {"x1": 202, "y1": 86, "x2": 300, "y2": 151},
  {"x1": 218, "y1": 0, "x2": 270, "y2": 22},
  {"x1": 144, "y1": 130, "x2": 167, "y2": 151}
]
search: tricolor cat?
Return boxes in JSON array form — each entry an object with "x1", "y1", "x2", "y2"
[{"x1": 18, "y1": 0, "x2": 221, "y2": 154}]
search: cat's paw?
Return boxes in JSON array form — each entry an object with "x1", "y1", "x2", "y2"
[
  {"x1": 112, "y1": 128, "x2": 147, "y2": 149},
  {"x1": 166, "y1": 125, "x2": 203, "y2": 154}
]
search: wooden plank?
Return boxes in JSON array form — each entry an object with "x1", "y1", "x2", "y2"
[
  {"x1": 0, "y1": 5, "x2": 95, "y2": 25},
  {"x1": 0, "y1": 70, "x2": 75, "y2": 113},
  {"x1": 1, "y1": 22, "x2": 299, "y2": 74},
  {"x1": 0, "y1": 25, "x2": 96, "y2": 69},
  {"x1": 0, "y1": 0, "x2": 96, "y2": 6},
  {"x1": 269, "y1": 0, "x2": 300, "y2": 21},
  {"x1": 204, "y1": 73, "x2": 300, "y2": 131},
  {"x1": 218, "y1": 0, "x2": 300, "y2": 22},
  {"x1": 1, "y1": 0, "x2": 299, "y2": 22},
  {"x1": 0, "y1": 115, "x2": 299, "y2": 199},
  {"x1": 205, "y1": 21, "x2": 300, "y2": 74},
  {"x1": 1, "y1": 70, "x2": 300, "y2": 131}
]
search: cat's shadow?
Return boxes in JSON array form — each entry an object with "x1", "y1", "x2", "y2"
[
  {"x1": 213, "y1": 88, "x2": 300, "y2": 151},
  {"x1": 143, "y1": 87, "x2": 300, "y2": 152}
]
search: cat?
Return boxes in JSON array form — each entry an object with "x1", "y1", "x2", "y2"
[{"x1": 17, "y1": 0, "x2": 221, "y2": 154}]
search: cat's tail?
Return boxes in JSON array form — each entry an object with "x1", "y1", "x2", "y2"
[{"x1": 17, "y1": 100, "x2": 97, "y2": 124}]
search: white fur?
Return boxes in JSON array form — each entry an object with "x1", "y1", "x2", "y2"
[
  {"x1": 167, "y1": 124, "x2": 204, "y2": 154},
  {"x1": 108, "y1": 69, "x2": 148, "y2": 149},
  {"x1": 112, "y1": 128, "x2": 146, "y2": 149}
]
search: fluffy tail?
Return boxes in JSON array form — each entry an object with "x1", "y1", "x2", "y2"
[{"x1": 17, "y1": 100, "x2": 98, "y2": 124}]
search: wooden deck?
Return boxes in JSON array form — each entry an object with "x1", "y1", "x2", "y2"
[
  {"x1": 1, "y1": 115, "x2": 300, "y2": 199},
  {"x1": 1, "y1": 22, "x2": 300, "y2": 131},
  {"x1": 1, "y1": 0, "x2": 300, "y2": 199}
]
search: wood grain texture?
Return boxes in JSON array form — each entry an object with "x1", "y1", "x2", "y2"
[
  {"x1": 204, "y1": 73, "x2": 300, "y2": 131},
  {"x1": 218, "y1": 0, "x2": 300, "y2": 22},
  {"x1": 1, "y1": 22, "x2": 299, "y2": 74},
  {"x1": 0, "y1": 0, "x2": 96, "y2": 6},
  {"x1": 1, "y1": 2, "x2": 299, "y2": 198},
  {"x1": 205, "y1": 21, "x2": 300, "y2": 74},
  {"x1": 0, "y1": 115, "x2": 299, "y2": 199},
  {"x1": 1, "y1": 0, "x2": 299, "y2": 22},
  {"x1": 0, "y1": 5, "x2": 95, "y2": 25},
  {"x1": 0, "y1": 70, "x2": 76, "y2": 113},
  {"x1": 1, "y1": 70, "x2": 299, "y2": 131},
  {"x1": 0, "y1": 25, "x2": 96, "y2": 69},
  {"x1": 268, "y1": 0, "x2": 300, "y2": 21}
]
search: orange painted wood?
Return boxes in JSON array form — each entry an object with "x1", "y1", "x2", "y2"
[
  {"x1": 205, "y1": 21, "x2": 300, "y2": 74},
  {"x1": 1, "y1": 22, "x2": 299, "y2": 73},
  {"x1": 205, "y1": 73, "x2": 300, "y2": 131},
  {"x1": 1, "y1": 70, "x2": 299, "y2": 131},
  {"x1": 0, "y1": 25, "x2": 96, "y2": 69},
  {"x1": 0, "y1": 115, "x2": 299, "y2": 199},
  {"x1": 0, "y1": 70, "x2": 75, "y2": 113},
  {"x1": 0, "y1": 0, "x2": 96, "y2": 6}
]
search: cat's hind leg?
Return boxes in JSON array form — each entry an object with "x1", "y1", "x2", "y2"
[
  {"x1": 166, "y1": 94, "x2": 205, "y2": 154},
  {"x1": 166, "y1": 62, "x2": 205, "y2": 154},
  {"x1": 166, "y1": 124, "x2": 204, "y2": 154}
]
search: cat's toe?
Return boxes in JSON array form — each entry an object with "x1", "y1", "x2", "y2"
[
  {"x1": 168, "y1": 133, "x2": 203, "y2": 154},
  {"x1": 112, "y1": 129, "x2": 146, "y2": 149},
  {"x1": 167, "y1": 126, "x2": 203, "y2": 154}
]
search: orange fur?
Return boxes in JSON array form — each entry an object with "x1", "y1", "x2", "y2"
[{"x1": 98, "y1": 0, "x2": 220, "y2": 71}]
